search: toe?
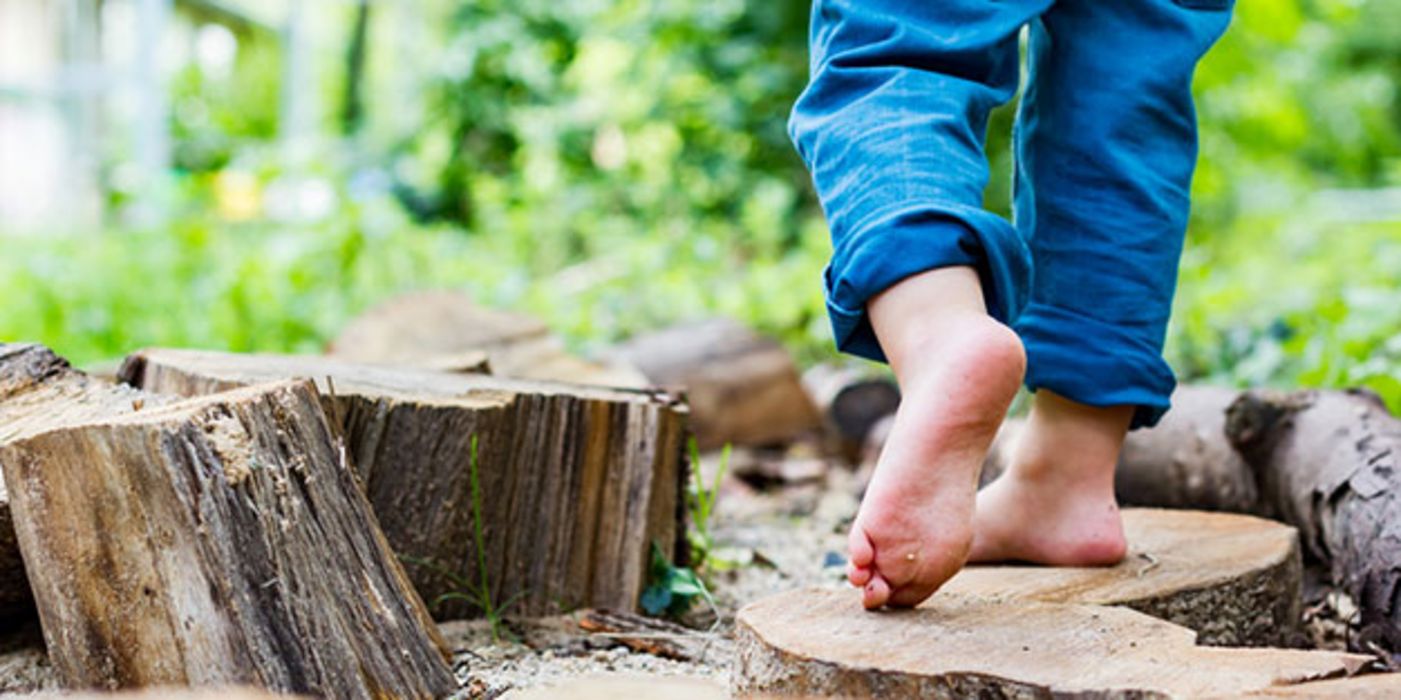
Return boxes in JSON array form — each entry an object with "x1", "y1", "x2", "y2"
[
  {"x1": 886, "y1": 581, "x2": 939, "y2": 608},
  {"x1": 862, "y1": 573, "x2": 891, "y2": 609},
  {"x1": 848, "y1": 525, "x2": 875, "y2": 569},
  {"x1": 847, "y1": 562, "x2": 872, "y2": 588}
]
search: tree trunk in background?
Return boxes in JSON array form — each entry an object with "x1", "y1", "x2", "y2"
[
  {"x1": 0, "y1": 344, "x2": 453, "y2": 697},
  {"x1": 341, "y1": 0, "x2": 371, "y2": 136},
  {"x1": 119, "y1": 347, "x2": 689, "y2": 620}
]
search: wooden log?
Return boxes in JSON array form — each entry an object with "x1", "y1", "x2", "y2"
[
  {"x1": 942, "y1": 508, "x2": 1302, "y2": 646},
  {"x1": 979, "y1": 387, "x2": 1260, "y2": 513},
  {"x1": 613, "y1": 319, "x2": 822, "y2": 449},
  {"x1": 119, "y1": 347, "x2": 688, "y2": 620},
  {"x1": 733, "y1": 588, "x2": 1371, "y2": 698},
  {"x1": 0, "y1": 344, "x2": 454, "y2": 697},
  {"x1": 1225, "y1": 388, "x2": 1401, "y2": 656},
  {"x1": 329, "y1": 290, "x2": 648, "y2": 387},
  {"x1": 801, "y1": 364, "x2": 898, "y2": 463},
  {"x1": 29, "y1": 689, "x2": 303, "y2": 699}
]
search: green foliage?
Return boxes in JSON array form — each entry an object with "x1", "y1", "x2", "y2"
[
  {"x1": 640, "y1": 542, "x2": 712, "y2": 619},
  {"x1": 4, "y1": 0, "x2": 1401, "y2": 416},
  {"x1": 685, "y1": 438, "x2": 729, "y2": 571}
]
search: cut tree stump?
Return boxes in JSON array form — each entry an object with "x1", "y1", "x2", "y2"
[
  {"x1": 613, "y1": 319, "x2": 822, "y2": 449},
  {"x1": 329, "y1": 290, "x2": 647, "y2": 388},
  {"x1": 0, "y1": 344, "x2": 454, "y2": 697},
  {"x1": 942, "y1": 508, "x2": 1302, "y2": 646},
  {"x1": 980, "y1": 386, "x2": 1401, "y2": 657},
  {"x1": 119, "y1": 347, "x2": 688, "y2": 619},
  {"x1": 733, "y1": 588, "x2": 1370, "y2": 698}
]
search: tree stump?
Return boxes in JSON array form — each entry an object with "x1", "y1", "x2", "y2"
[
  {"x1": 613, "y1": 318, "x2": 821, "y2": 449},
  {"x1": 733, "y1": 588, "x2": 1369, "y2": 698},
  {"x1": 942, "y1": 508, "x2": 1302, "y2": 646},
  {"x1": 119, "y1": 347, "x2": 689, "y2": 619},
  {"x1": 0, "y1": 344, "x2": 454, "y2": 697}
]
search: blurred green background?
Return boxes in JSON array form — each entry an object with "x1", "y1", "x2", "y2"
[{"x1": 2, "y1": 0, "x2": 1400, "y2": 407}]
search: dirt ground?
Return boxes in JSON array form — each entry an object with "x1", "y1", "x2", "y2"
[{"x1": 0, "y1": 455, "x2": 1369, "y2": 699}]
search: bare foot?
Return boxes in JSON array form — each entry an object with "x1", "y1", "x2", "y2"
[
  {"x1": 848, "y1": 268, "x2": 1025, "y2": 609},
  {"x1": 969, "y1": 391, "x2": 1132, "y2": 565}
]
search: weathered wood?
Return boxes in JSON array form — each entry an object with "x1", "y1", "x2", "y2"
[
  {"x1": 614, "y1": 319, "x2": 821, "y2": 449},
  {"x1": 28, "y1": 689, "x2": 303, "y2": 699},
  {"x1": 119, "y1": 347, "x2": 689, "y2": 620},
  {"x1": 329, "y1": 290, "x2": 647, "y2": 387},
  {"x1": 733, "y1": 588, "x2": 1370, "y2": 698},
  {"x1": 0, "y1": 344, "x2": 454, "y2": 697},
  {"x1": 943, "y1": 508, "x2": 1302, "y2": 646},
  {"x1": 1226, "y1": 388, "x2": 1401, "y2": 658},
  {"x1": 1230, "y1": 672, "x2": 1401, "y2": 698},
  {"x1": 576, "y1": 609, "x2": 724, "y2": 663}
]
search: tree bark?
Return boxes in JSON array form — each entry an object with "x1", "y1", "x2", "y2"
[
  {"x1": 613, "y1": 319, "x2": 822, "y2": 449},
  {"x1": 0, "y1": 344, "x2": 454, "y2": 697},
  {"x1": 733, "y1": 588, "x2": 1369, "y2": 698},
  {"x1": 1225, "y1": 388, "x2": 1401, "y2": 656},
  {"x1": 119, "y1": 347, "x2": 689, "y2": 620}
]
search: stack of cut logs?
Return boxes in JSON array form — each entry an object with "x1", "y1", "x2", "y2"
[{"x1": 10, "y1": 290, "x2": 1401, "y2": 698}]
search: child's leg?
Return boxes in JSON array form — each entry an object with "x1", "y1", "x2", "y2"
[
  {"x1": 973, "y1": 0, "x2": 1233, "y2": 563},
  {"x1": 789, "y1": 0, "x2": 1049, "y2": 608}
]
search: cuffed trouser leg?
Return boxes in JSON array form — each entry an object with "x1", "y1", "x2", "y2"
[
  {"x1": 789, "y1": 0, "x2": 1051, "y2": 362},
  {"x1": 1013, "y1": 0, "x2": 1233, "y2": 428}
]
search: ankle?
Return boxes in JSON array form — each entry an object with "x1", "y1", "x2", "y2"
[{"x1": 1005, "y1": 391, "x2": 1131, "y2": 492}]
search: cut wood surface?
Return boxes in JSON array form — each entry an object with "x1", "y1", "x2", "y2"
[
  {"x1": 1228, "y1": 672, "x2": 1401, "y2": 698},
  {"x1": 329, "y1": 290, "x2": 647, "y2": 387},
  {"x1": 0, "y1": 344, "x2": 453, "y2": 697},
  {"x1": 942, "y1": 508, "x2": 1302, "y2": 646},
  {"x1": 119, "y1": 347, "x2": 689, "y2": 619},
  {"x1": 613, "y1": 318, "x2": 821, "y2": 449},
  {"x1": 733, "y1": 588, "x2": 1370, "y2": 699}
]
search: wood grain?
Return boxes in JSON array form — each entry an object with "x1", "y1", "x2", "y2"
[
  {"x1": 0, "y1": 344, "x2": 454, "y2": 697},
  {"x1": 119, "y1": 347, "x2": 689, "y2": 619}
]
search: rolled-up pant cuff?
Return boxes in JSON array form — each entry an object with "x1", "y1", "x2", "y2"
[
  {"x1": 824, "y1": 205, "x2": 1031, "y2": 364},
  {"x1": 1016, "y1": 302, "x2": 1176, "y2": 429}
]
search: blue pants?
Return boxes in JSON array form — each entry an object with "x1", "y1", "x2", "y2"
[{"x1": 790, "y1": 0, "x2": 1233, "y2": 428}]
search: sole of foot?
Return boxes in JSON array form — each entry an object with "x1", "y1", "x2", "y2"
[{"x1": 847, "y1": 313, "x2": 1025, "y2": 609}]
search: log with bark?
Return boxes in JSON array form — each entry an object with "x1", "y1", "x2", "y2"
[
  {"x1": 612, "y1": 318, "x2": 822, "y2": 450},
  {"x1": 801, "y1": 364, "x2": 899, "y2": 463},
  {"x1": 119, "y1": 347, "x2": 689, "y2": 620},
  {"x1": 0, "y1": 344, "x2": 454, "y2": 696},
  {"x1": 733, "y1": 588, "x2": 1370, "y2": 698},
  {"x1": 942, "y1": 508, "x2": 1302, "y2": 646},
  {"x1": 329, "y1": 290, "x2": 647, "y2": 387}
]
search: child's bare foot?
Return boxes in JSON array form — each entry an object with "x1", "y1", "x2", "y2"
[
  {"x1": 847, "y1": 268, "x2": 1025, "y2": 609},
  {"x1": 969, "y1": 391, "x2": 1133, "y2": 565}
]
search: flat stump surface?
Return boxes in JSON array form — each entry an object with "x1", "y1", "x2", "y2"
[
  {"x1": 733, "y1": 588, "x2": 1368, "y2": 698},
  {"x1": 943, "y1": 508, "x2": 1302, "y2": 645}
]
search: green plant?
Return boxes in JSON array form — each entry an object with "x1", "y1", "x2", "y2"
[
  {"x1": 639, "y1": 542, "x2": 713, "y2": 619},
  {"x1": 401, "y1": 435, "x2": 524, "y2": 641},
  {"x1": 685, "y1": 438, "x2": 729, "y2": 571}
]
